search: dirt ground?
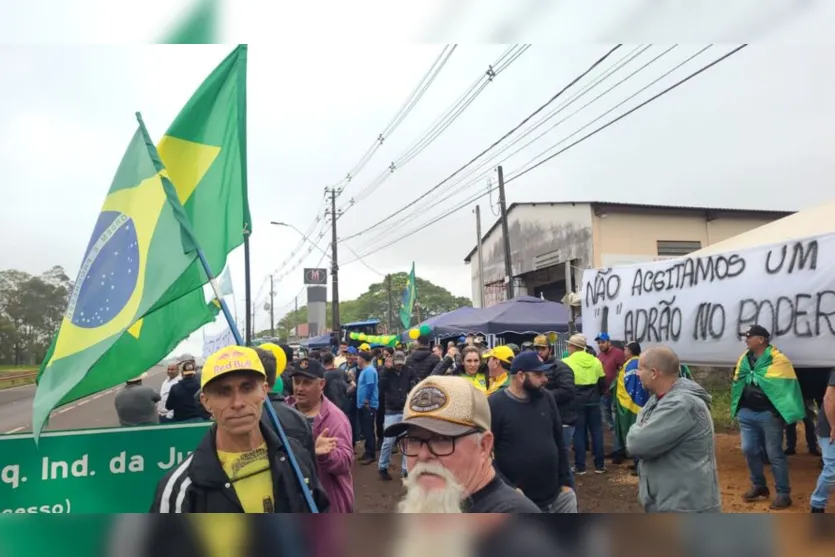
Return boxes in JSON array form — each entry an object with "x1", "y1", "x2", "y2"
[{"x1": 351, "y1": 425, "x2": 826, "y2": 513}]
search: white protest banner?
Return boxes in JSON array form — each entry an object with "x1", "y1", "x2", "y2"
[
  {"x1": 202, "y1": 327, "x2": 237, "y2": 357},
  {"x1": 581, "y1": 232, "x2": 835, "y2": 367}
]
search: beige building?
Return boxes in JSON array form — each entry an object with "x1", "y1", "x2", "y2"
[{"x1": 464, "y1": 201, "x2": 792, "y2": 307}]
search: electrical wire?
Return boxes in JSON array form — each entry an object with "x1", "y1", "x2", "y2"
[
  {"x1": 342, "y1": 45, "x2": 747, "y2": 264},
  {"x1": 363, "y1": 44, "x2": 657, "y2": 241},
  {"x1": 338, "y1": 45, "x2": 459, "y2": 189},
  {"x1": 339, "y1": 44, "x2": 624, "y2": 243},
  {"x1": 341, "y1": 45, "x2": 532, "y2": 211}
]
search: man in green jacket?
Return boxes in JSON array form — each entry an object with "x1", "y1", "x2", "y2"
[{"x1": 563, "y1": 334, "x2": 607, "y2": 474}]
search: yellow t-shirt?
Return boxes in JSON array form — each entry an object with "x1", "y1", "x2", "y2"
[
  {"x1": 461, "y1": 372, "x2": 488, "y2": 393},
  {"x1": 190, "y1": 515, "x2": 247, "y2": 557},
  {"x1": 217, "y1": 442, "x2": 275, "y2": 513}
]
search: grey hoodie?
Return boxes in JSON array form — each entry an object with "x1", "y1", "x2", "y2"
[{"x1": 626, "y1": 378, "x2": 721, "y2": 513}]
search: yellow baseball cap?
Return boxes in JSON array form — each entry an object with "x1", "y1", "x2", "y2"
[
  {"x1": 358, "y1": 342, "x2": 371, "y2": 351},
  {"x1": 482, "y1": 345, "x2": 514, "y2": 364},
  {"x1": 533, "y1": 335, "x2": 549, "y2": 347},
  {"x1": 201, "y1": 345, "x2": 266, "y2": 389},
  {"x1": 384, "y1": 375, "x2": 491, "y2": 438}
]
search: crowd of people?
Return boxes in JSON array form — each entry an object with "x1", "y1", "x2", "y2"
[{"x1": 113, "y1": 324, "x2": 834, "y2": 514}]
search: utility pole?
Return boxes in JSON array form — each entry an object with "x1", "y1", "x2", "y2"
[
  {"x1": 497, "y1": 165, "x2": 514, "y2": 300},
  {"x1": 292, "y1": 295, "x2": 298, "y2": 341},
  {"x1": 269, "y1": 275, "x2": 275, "y2": 338},
  {"x1": 474, "y1": 205, "x2": 486, "y2": 308},
  {"x1": 386, "y1": 274, "x2": 394, "y2": 333},
  {"x1": 326, "y1": 187, "x2": 341, "y2": 334}
]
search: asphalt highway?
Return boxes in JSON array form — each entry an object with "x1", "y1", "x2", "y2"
[{"x1": 0, "y1": 366, "x2": 167, "y2": 434}]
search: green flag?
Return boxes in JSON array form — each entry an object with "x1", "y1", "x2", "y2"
[
  {"x1": 33, "y1": 118, "x2": 202, "y2": 436},
  {"x1": 399, "y1": 263, "x2": 417, "y2": 329},
  {"x1": 34, "y1": 46, "x2": 249, "y2": 430}
]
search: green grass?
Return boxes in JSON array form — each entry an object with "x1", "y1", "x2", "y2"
[
  {"x1": 0, "y1": 365, "x2": 35, "y2": 373},
  {"x1": 708, "y1": 387, "x2": 737, "y2": 432}
]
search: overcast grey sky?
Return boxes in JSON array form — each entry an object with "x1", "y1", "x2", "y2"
[{"x1": 3, "y1": 2, "x2": 835, "y2": 356}]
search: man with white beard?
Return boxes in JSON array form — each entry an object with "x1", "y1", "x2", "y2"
[{"x1": 384, "y1": 375, "x2": 540, "y2": 513}]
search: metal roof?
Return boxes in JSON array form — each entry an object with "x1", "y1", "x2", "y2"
[{"x1": 463, "y1": 201, "x2": 795, "y2": 263}]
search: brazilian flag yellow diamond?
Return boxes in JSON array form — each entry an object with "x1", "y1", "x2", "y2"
[{"x1": 34, "y1": 121, "x2": 202, "y2": 435}]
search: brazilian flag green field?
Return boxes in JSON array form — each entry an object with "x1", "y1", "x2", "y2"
[{"x1": 35, "y1": 46, "x2": 250, "y2": 436}]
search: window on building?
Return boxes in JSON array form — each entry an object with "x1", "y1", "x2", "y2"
[{"x1": 656, "y1": 240, "x2": 702, "y2": 257}]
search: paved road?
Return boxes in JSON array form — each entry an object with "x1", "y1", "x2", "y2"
[{"x1": 0, "y1": 366, "x2": 168, "y2": 434}]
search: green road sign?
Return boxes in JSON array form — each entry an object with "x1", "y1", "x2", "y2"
[{"x1": 0, "y1": 422, "x2": 210, "y2": 513}]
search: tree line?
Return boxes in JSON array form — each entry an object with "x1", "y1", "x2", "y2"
[
  {"x1": 0, "y1": 266, "x2": 72, "y2": 367},
  {"x1": 256, "y1": 272, "x2": 471, "y2": 341}
]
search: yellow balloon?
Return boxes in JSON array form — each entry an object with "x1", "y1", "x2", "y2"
[
  {"x1": 260, "y1": 342, "x2": 288, "y2": 376},
  {"x1": 358, "y1": 333, "x2": 367, "y2": 341},
  {"x1": 408, "y1": 328, "x2": 420, "y2": 340},
  {"x1": 548, "y1": 332, "x2": 558, "y2": 343}
]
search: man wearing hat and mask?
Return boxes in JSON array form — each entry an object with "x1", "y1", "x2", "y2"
[
  {"x1": 387, "y1": 375, "x2": 540, "y2": 513},
  {"x1": 114, "y1": 372, "x2": 160, "y2": 427},
  {"x1": 151, "y1": 345, "x2": 328, "y2": 513}
]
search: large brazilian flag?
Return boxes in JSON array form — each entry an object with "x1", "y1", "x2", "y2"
[
  {"x1": 34, "y1": 46, "x2": 249, "y2": 434},
  {"x1": 33, "y1": 118, "x2": 202, "y2": 436}
]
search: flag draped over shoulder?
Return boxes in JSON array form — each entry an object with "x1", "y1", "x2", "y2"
[
  {"x1": 399, "y1": 263, "x2": 416, "y2": 329},
  {"x1": 614, "y1": 356, "x2": 647, "y2": 446},
  {"x1": 34, "y1": 45, "x2": 249, "y2": 430},
  {"x1": 731, "y1": 345, "x2": 805, "y2": 423},
  {"x1": 33, "y1": 120, "x2": 201, "y2": 436}
]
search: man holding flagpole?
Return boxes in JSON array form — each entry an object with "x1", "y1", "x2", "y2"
[{"x1": 151, "y1": 345, "x2": 328, "y2": 513}]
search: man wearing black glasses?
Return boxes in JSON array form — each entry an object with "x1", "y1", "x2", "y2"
[{"x1": 384, "y1": 375, "x2": 540, "y2": 513}]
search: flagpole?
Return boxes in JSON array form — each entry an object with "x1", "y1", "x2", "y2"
[
  {"x1": 135, "y1": 112, "x2": 318, "y2": 513},
  {"x1": 244, "y1": 234, "x2": 252, "y2": 344}
]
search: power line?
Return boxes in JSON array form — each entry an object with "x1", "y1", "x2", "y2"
[
  {"x1": 341, "y1": 243, "x2": 386, "y2": 277},
  {"x1": 507, "y1": 45, "x2": 747, "y2": 183},
  {"x1": 339, "y1": 44, "x2": 623, "y2": 243},
  {"x1": 339, "y1": 45, "x2": 459, "y2": 189},
  {"x1": 362, "y1": 44, "x2": 658, "y2": 241},
  {"x1": 343, "y1": 45, "x2": 747, "y2": 264},
  {"x1": 341, "y1": 45, "x2": 533, "y2": 210}
]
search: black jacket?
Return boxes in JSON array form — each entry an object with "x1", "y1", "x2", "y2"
[
  {"x1": 407, "y1": 346, "x2": 441, "y2": 382},
  {"x1": 379, "y1": 365, "x2": 418, "y2": 414},
  {"x1": 265, "y1": 392, "x2": 316, "y2": 463},
  {"x1": 545, "y1": 360, "x2": 577, "y2": 426},
  {"x1": 150, "y1": 422, "x2": 329, "y2": 513},
  {"x1": 166, "y1": 376, "x2": 202, "y2": 422},
  {"x1": 323, "y1": 368, "x2": 351, "y2": 414}
]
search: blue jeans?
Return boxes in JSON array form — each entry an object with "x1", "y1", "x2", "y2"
[
  {"x1": 563, "y1": 425, "x2": 575, "y2": 488},
  {"x1": 379, "y1": 412, "x2": 407, "y2": 474},
  {"x1": 738, "y1": 408, "x2": 790, "y2": 495},
  {"x1": 601, "y1": 394, "x2": 615, "y2": 431},
  {"x1": 574, "y1": 404, "x2": 604, "y2": 471},
  {"x1": 810, "y1": 437, "x2": 835, "y2": 509}
]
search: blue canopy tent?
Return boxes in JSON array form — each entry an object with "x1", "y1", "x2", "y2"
[
  {"x1": 443, "y1": 295, "x2": 574, "y2": 335},
  {"x1": 400, "y1": 306, "x2": 482, "y2": 341},
  {"x1": 298, "y1": 334, "x2": 332, "y2": 350}
]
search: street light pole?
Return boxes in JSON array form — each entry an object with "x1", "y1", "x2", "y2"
[{"x1": 270, "y1": 221, "x2": 331, "y2": 260}]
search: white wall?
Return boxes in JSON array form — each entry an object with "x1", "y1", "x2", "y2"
[{"x1": 468, "y1": 203, "x2": 593, "y2": 306}]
